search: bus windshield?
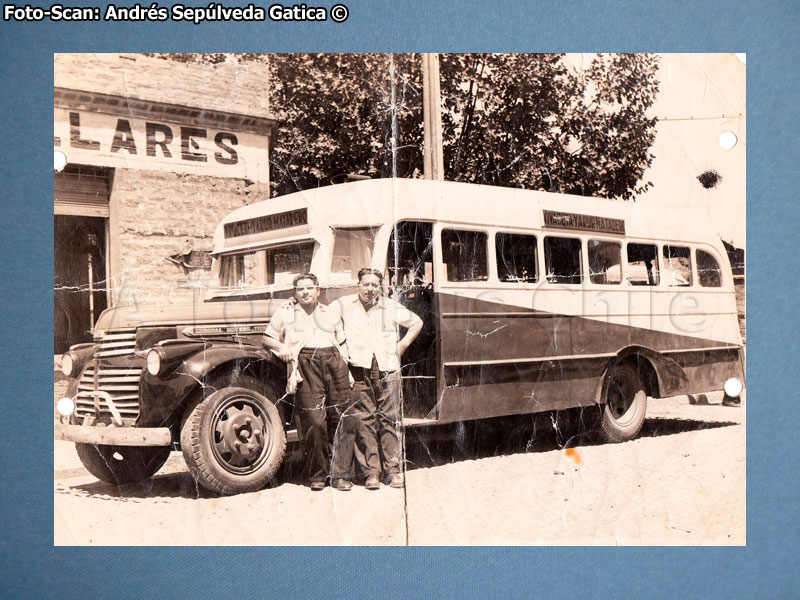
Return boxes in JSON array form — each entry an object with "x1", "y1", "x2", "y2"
[
  {"x1": 328, "y1": 227, "x2": 379, "y2": 285},
  {"x1": 217, "y1": 241, "x2": 315, "y2": 289}
]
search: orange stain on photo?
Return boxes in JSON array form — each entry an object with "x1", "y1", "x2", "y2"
[{"x1": 564, "y1": 447, "x2": 582, "y2": 464}]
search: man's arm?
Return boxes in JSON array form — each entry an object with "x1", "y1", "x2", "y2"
[
  {"x1": 262, "y1": 333, "x2": 292, "y2": 362},
  {"x1": 396, "y1": 306, "x2": 423, "y2": 357},
  {"x1": 334, "y1": 320, "x2": 350, "y2": 362},
  {"x1": 329, "y1": 298, "x2": 350, "y2": 362},
  {"x1": 262, "y1": 309, "x2": 292, "y2": 361}
]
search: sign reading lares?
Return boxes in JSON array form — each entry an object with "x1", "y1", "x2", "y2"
[
  {"x1": 54, "y1": 108, "x2": 269, "y2": 182},
  {"x1": 224, "y1": 209, "x2": 308, "y2": 239},
  {"x1": 543, "y1": 210, "x2": 625, "y2": 235}
]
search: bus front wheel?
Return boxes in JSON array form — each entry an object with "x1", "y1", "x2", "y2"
[
  {"x1": 75, "y1": 443, "x2": 171, "y2": 485},
  {"x1": 601, "y1": 363, "x2": 647, "y2": 442},
  {"x1": 180, "y1": 376, "x2": 286, "y2": 495}
]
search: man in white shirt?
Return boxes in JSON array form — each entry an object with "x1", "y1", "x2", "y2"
[
  {"x1": 335, "y1": 268, "x2": 423, "y2": 489},
  {"x1": 262, "y1": 273, "x2": 356, "y2": 491}
]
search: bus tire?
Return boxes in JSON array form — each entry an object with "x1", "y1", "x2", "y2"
[
  {"x1": 601, "y1": 363, "x2": 647, "y2": 442},
  {"x1": 180, "y1": 376, "x2": 286, "y2": 496},
  {"x1": 75, "y1": 443, "x2": 171, "y2": 485}
]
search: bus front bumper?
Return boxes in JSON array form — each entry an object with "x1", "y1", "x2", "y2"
[{"x1": 55, "y1": 422, "x2": 172, "y2": 446}]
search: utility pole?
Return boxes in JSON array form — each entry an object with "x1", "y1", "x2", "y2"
[
  {"x1": 422, "y1": 53, "x2": 444, "y2": 180},
  {"x1": 389, "y1": 54, "x2": 399, "y2": 177}
]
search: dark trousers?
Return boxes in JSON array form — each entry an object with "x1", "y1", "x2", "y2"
[
  {"x1": 295, "y1": 347, "x2": 356, "y2": 482},
  {"x1": 351, "y1": 359, "x2": 402, "y2": 478}
]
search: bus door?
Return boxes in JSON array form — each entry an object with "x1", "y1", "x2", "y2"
[
  {"x1": 387, "y1": 221, "x2": 438, "y2": 420},
  {"x1": 434, "y1": 223, "x2": 505, "y2": 422}
]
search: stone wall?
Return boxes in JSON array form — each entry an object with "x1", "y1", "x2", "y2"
[
  {"x1": 110, "y1": 169, "x2": 268, "y2": 306},
  {"x1": 54, "y1": 53, "x2": 270, "y2": 117},
  {"x1": 54, "y1": 53, "x2": 275, "y2": 309}
]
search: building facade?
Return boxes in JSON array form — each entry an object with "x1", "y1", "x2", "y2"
[{"x1": 54, "y1": 53, "x2": 276, "y2": 353}]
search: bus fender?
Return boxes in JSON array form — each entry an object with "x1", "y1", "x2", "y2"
[
  {"x1": 139, "y1": 343, "x2": 286, "y2": 427},
  {"x1": 593, "y1": 345, "x2": 689, "y2": 404},
  {"x1": 180, "y1": 343, "x2": 284, "y2": 382}
]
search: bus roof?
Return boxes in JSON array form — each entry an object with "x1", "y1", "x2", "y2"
[{"x1": 213, "y1": 178, "x2": 723, "y2": 252}]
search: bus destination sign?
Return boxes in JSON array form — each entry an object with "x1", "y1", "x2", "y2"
[
  {"x1": 543, "y1": 210, "x2": 625, "y2": 235},
  {"x1": 224, "y1": 208, "x2": 308, "y2": 239}
]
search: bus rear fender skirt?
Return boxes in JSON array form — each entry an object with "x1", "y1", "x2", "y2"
[{"x1": 592, "y1": 345, "x2": 689, "y2": 405}]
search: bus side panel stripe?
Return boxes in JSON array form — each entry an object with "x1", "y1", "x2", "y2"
[
  {"x1": 436, "y1": 292, "x2": 738, "y2": 364},
  {"x1": 437, "y1": 359, "x2": 604, "y2": 422}
]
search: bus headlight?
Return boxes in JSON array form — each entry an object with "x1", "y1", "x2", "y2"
[
  {"x1": 146, "y1": 348, "x2": 164, "y2": 376},
  {"x1": 724, "y1": 377, "x2": 743, "y2": 398},
  {"x1": 61, "y1": 353, "x2": 74, "y2": 377}
]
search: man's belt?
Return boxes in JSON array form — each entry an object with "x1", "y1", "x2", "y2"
[{"x1": 349, "y1": 361, "x2": 394, "y2": 381}]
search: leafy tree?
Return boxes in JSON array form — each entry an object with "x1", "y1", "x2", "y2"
[
  {"x1": 439, "y1": 53, "x2": 660, "y2": 199},
  {"x1": 268, "y1": 53, "x2": 422, "y2": 197},
  {"x1": 575, "y1": 53, "x2": 660, "y2": 198}
]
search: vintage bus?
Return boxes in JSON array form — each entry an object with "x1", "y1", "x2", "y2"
[{"x1": 56, "y1": 178, "x2": 745, "y2": 494}]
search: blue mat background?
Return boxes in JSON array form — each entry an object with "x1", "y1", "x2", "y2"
[{"x1": 1, "y1": 1, "x2": 798, "y2": 597}]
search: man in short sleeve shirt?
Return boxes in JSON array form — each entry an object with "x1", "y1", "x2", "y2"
[
  {"x1": 263, "y1": 273, "x2": 356, "y2": 491},
  {"x1": 335, "y1": 268, "x2": 423, "y2": 489}
]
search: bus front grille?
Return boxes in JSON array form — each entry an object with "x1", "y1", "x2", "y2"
[
  {"x1": 75, "y1": 365, "x2": 142, "y2": 423},
  {"x1": 95, "y1": 329, "x2": 137, "y2": 358}
]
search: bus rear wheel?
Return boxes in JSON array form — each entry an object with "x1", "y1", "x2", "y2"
[
  {"x1": 601, "y1": 363, "x2": 647, "y2": 442},
  {"x1": 180, "y1": 376, "x2": 286, "y2": 496}
]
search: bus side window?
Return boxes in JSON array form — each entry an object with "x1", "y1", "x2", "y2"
[
  {"x1": 219, "y1": 254, "x2": 244, "y2": 287},
  {"x1": 544, "y1": 236, "x2": 582, "y2": 284},
  {"x1": 588, "y1": 240, "x2": 622, "y2": 284},
  {"x1": 627, "y1": 243, "x2": 659, "y2": 286},
  {"x1": 696, "y1": 249, "x2": 722, "y2": 287},
  {"x1": 220, "y1": 252, "x2": 263, "y2": 287},
  {"x1": 266, "y1": 242, "x2": 314, "y2": 286},
  {"x1": 496, "y1": 232, "x2": 537, "y2": 283},
  {"x1": 441, "y1": 229, "x2": 488, "y2": 282},
  {"x1": 663, "y1": 245, "x2": 692, "y2": 286}
]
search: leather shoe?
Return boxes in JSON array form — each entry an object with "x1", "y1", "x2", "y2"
[
  {"x1": 310, "y1": 481, "x2": 326, "y2": 491},
  {"x1": 332, "y1": 479, "x2": 353, "y2": 491},
  {"x1": 387, "y1": 473, "x2": 405, "y2": 488},
  {"x1": 365, "y1": 475, "x2": 380, "y2": 490}
]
